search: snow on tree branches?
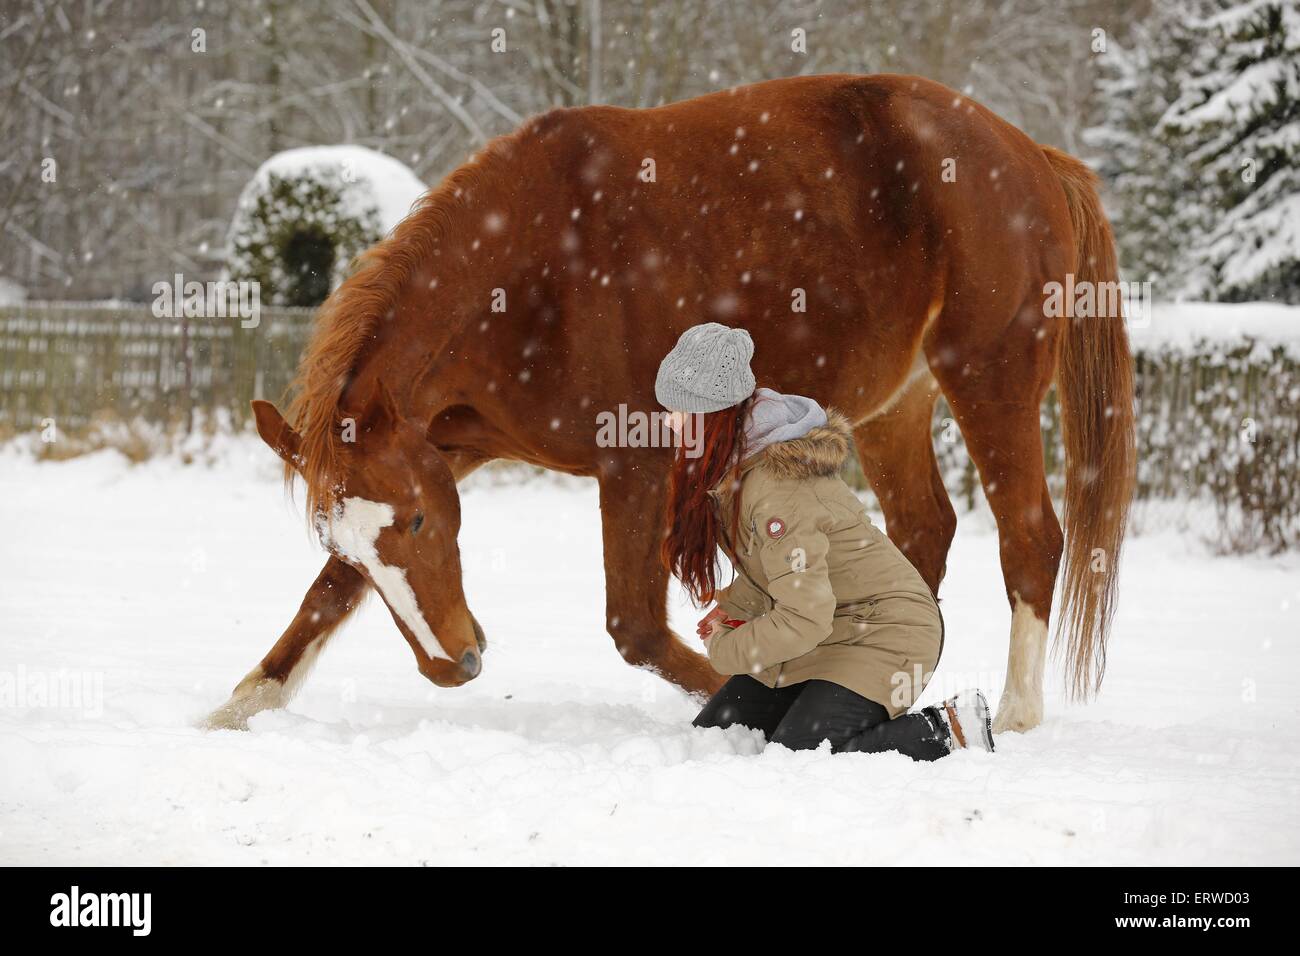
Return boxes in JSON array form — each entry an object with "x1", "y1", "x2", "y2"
[{"x1": 1159, "y1": 0, "x2": 1300, "y2": 302}]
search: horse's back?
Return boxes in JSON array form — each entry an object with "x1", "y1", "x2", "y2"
[
  {"x1": 518, "y1": 71, "x2": 1070, "y2": 290},
  {"x1": 495, "y1": 74, "x2": 1074, "y2": 416}
]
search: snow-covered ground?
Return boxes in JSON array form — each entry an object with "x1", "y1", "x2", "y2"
[{"x1": 1, "y1": 438, "x2": 1297, "y2": 865}]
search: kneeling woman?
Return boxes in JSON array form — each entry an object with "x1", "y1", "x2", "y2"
[{"x1": 656, "y1": 323, "x2": 993, "y2": 759}]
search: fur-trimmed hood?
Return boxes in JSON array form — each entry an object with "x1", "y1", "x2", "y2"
[{"x1": 749, "y1": 408, "x2": 853, "y2": 480}]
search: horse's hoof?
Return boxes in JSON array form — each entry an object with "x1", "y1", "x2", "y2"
[
  {"x1": 199, "y1": 669, "x2": 284, "y2": 731},
  {"x1": 198, "y1": 706, "x2": 250, "y2": 732},
  {"x1": 991, "y1": 701, "x2": 1042, "y2": 734}
]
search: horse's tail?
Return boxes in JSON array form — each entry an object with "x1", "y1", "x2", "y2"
[{"x1": 1041, "y1": 145, "x2": 1137, "y2": 700}]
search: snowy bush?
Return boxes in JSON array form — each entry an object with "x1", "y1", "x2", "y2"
[
  {"x1": 226, "y1": 146, "x2": 426, "y2": 307},
  {"x1": 228, "y1": 173, "x2": 378, "y2": 307}
]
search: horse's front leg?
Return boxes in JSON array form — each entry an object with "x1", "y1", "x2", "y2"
[
  {"x1": 202, "y1": 556, "x2": 368, "y2": 730},
  {"x1": 597, "y1": 465, "x2": 724, "y2": 699}
]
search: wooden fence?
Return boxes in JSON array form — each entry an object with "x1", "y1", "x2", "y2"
[
  {"x1": 0, "y1": 302, "x2": 314, "y2": 431},
  {"x1": 2, "y1": 301, "x2": 1297, "y2": 549}
]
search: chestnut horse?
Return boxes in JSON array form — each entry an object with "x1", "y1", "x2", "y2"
[{"x1": 204, "y1": 74, "x2": 1135, "y2": 735}]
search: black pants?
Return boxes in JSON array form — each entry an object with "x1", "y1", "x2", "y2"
[{"x1": 693, "y1": 675, "x2": 951, "y2": 761}]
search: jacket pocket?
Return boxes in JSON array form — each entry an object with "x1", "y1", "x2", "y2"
[
  {"x1": 824, "y1": 598, "x2": 876, "y2": 646},
  {"x1": 844, "y1": 598, "x2": 878, "y2": 623}
]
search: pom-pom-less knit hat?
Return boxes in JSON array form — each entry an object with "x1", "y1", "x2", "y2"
[{"x1": 655, "y1": 323, "x2": 757, "y2": 413}]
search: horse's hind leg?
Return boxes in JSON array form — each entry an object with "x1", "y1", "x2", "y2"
[
  {"x1": 202, "y1": 556, "x2": 368, "y2": 730},
  {"x1": 930, "y1": 313, "x2": 1064, "y2": 734},
  {"x1": 851, "y1": 375, "x2": 956, "y2": 594},
  {"x1": 597, "y1": 467, "x2": 725, "y2": 699}
]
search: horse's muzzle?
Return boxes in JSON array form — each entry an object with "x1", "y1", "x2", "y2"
[{"x1": 459, "y1": 647, "x2": 482, "y2": 680}]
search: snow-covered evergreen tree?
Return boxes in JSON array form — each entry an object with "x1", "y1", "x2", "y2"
[
  {"x1": 1162, "y1": 0, "x2": 1300, "y2": 302},
  {"x1": 1087, "y1": 1, "x2": 1203, "y2": 289}
]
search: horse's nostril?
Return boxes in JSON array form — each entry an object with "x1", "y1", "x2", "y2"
[
  {"x1": 471, "y1": 616, "x2": 487, "y2": 653},
  {"x1": 459, "y1": 648, "x2": 481, "y2": 679}
]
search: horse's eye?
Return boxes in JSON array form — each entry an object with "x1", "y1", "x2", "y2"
[{"x1": 410, "y1": 512, "x2": 424, "y2": 535}]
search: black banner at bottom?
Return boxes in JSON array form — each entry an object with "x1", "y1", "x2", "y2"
[{"x1": 2, "y1": 866, "x2": 1274, "y2": 941}]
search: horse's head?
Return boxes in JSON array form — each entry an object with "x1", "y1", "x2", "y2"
[{"x1": 252, "y1": 383, "x2": 485, "y2": 688}]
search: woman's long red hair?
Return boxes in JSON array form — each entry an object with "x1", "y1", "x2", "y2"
[{"x1": 660, "y1": 396, "x2": 753, "y2": 605}]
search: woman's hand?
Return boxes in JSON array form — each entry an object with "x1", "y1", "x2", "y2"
[{"x1": 697, "y1": 606, "x2": 726, "y2": 643}]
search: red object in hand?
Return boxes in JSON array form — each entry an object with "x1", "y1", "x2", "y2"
[{"x1": 722, "y1": 619, "x2": 747, "y2": 629}]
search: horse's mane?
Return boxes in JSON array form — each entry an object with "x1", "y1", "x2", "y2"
[{"x1": 283, "y1": 142, "x2": 517, "y2": 520}]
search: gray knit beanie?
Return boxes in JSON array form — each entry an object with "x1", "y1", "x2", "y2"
[{"x1": 655, "y1": 323, "x2": 757, "y2": 413}]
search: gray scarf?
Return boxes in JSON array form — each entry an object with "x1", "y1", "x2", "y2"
[{"x1": 742, "y1": 387, "x2": 827, "y2": 458}]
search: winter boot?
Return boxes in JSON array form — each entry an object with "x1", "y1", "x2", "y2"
[{"x1": 929, "y1": 689, "x2": 995, "y2": 753}]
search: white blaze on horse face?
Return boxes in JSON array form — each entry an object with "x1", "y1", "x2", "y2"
[{"x1": 323, "y1": 496, "x2": 453, "y2": 662}]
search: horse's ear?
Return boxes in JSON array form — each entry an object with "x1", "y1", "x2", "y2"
[{"x1": 251, "y1": 400, "x2": 301, "y2": 466}]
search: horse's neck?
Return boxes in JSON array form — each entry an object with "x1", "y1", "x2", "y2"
[
  {"x1": 341, "y1": 280, "x2": 520, "y2": 463},
  {"x1": 343, "y1": 160, "x2": 571, "y2": 467}
]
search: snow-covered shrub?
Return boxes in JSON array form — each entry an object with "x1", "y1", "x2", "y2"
[
  {"x1": 226, "y1": 146, "x2": 426, "y2": 307},
  {"x1": 229, "y1": 173, "x2": 378, "y2": 307}
]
